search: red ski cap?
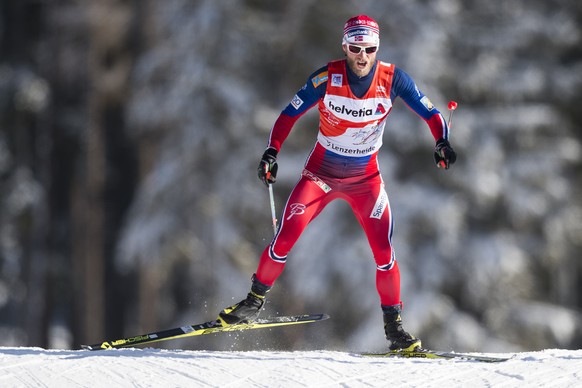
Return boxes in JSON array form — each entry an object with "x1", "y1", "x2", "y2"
[{"x1": 342, "y1": 15, "x2": 380, "y2": 45}]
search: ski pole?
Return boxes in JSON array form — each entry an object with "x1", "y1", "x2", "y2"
[
  {"x1": 437, "y1": 100, "x2": 458, "y2": 169},
  {"x1": 447, "y1": 100, "x2": 458, "y2": 130},
  {"x1": 265, "y1": 169, "x2": 278, "y2": 235},
  {"x1": 268, "y1": 182, "x2": 278, "y2": 235}
]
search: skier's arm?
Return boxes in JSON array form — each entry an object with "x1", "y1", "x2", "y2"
[
  {"x1": 258, "y1": 66, "x2": 328, "y2": 185},
  {"x1": 391, "y1": 68, "x2": 456, "y2": 169},
  {"x1": 266, "y1": 66, "x2": 328, "y2": 152},
  {"x1": 390, "y1": 67, "x2": 449, "y2": 141}
]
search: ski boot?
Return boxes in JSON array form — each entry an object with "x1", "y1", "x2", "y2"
[
  {"x1": 217, "y1": 274, "x2": 271, "y2": 327},
  {"x1": 383, "y1": 304, "x2": 421, "y2": 351}
]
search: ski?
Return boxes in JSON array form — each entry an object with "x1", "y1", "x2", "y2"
[
  {"x1": 82, "y1": 313, "x2": 329, "y2": 351},
  {"x1": 361, "y1": 348, "x2": 512, "y2": 363}
]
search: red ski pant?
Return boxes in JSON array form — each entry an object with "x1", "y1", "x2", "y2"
[{"x1": 256, "y1": 169, "x2": 401, "y2": 307}]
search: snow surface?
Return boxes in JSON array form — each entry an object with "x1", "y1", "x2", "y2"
[{"x1": 1, "y1": 347, "x2": 581, "y2": 387}]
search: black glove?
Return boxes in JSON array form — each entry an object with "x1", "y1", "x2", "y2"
[
  {"x1": 257, "y1": 148, "x2": 278, "y2": 186},
  {"x1": 434, "y1": 138, "x2": 457, "y2": 169}
]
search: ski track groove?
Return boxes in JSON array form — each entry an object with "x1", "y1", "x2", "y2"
[
  {"x1": 201, "y1": 352, "x2": 284, "y2": 388},
  {"x1": 513, "y1": 353, "x2": 582, "y2": 388},
  {"x1": 311, "y1": 354, "x2": 398, "y2": 387},
  {"x1": 65, "y1": 356, "x2": 140, "y2": 388},
  {"x1": 227, "y1": 359, "x2": 295, "y2": 387},
  {"x1": 0, "y1": 358, "x2": 48, "y2": 388}
]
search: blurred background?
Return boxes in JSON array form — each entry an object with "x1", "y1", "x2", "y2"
[{"x1": 0, "y1": 0, "x2": 581, "y2": 353}]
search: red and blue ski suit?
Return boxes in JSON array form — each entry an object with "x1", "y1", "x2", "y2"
[{"x1": 255, "y1": 59, "x2": 449, "y2": 307}]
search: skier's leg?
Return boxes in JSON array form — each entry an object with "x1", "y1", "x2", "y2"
[
  {"x1": 349, "y1": 177, "x2": 400, "y2": 306},
  {"x1": 219, "y1": 174, "x2": 333, "y2": 325},
  {"x1": 349, "y1": 175, "x2": 421, "y2": 350},
  {"x1": 256, "y1": 174, "x2": 332, "y2": 285}
]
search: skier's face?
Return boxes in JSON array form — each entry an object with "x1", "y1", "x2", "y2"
[{"x1": 343, "y1": 43, "x2": 378, "y2": 77}]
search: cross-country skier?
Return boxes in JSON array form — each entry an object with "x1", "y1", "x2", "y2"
[{"x1": 218, "y1": 14, "x2": 456, "y2": 351}]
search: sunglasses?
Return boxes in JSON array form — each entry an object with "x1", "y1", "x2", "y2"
[{"x1": 347, "y1": 44, "x2": 378, "y2": 55}]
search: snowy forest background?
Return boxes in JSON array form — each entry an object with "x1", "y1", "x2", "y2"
[{"x1": 0, "y1": 0, "x2": 581, "y2": 353}]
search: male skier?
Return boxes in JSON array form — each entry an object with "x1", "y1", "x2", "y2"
[{"x1": 218, "y1": 15, "x2": 456, "y2": 351}]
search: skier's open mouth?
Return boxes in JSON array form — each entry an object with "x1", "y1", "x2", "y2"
[{"x1": 357, "y1": 60, "x2": 368, "y2": 69}]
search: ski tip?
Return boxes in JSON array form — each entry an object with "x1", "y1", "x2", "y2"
[
  {"x1": 300, "y1": 313, "x2": 330, "y2": 322},
  {"x1": 81, "y1": 344, "x2": 106, "y2": 351}
]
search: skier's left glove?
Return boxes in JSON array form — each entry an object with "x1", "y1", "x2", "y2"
[
  {"x1": 434, "y1": 138, "x2": 457, "y2": 169},
  {"x1": 257, "y1": 147, "x2": 278, "y2": 186}
]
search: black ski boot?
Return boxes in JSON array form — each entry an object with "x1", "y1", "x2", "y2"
[
  {"x1": 383, "y1": 304, "x2": 421, "y2": 351},
  {"x1": 217, "y1": 274, "x2": 271, "y2": 326}
]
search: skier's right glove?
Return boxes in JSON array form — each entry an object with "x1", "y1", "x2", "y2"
[{"x1": 257, "y1": 147, "x2": 278, "y2": 186}]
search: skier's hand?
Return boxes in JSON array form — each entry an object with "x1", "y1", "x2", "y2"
[
  {"x1": 258, "y1": 148, "x2": 278, "y2": 186},
  {"x1": 434, "y1": 138, "x2": 457, "y2": 169}
]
